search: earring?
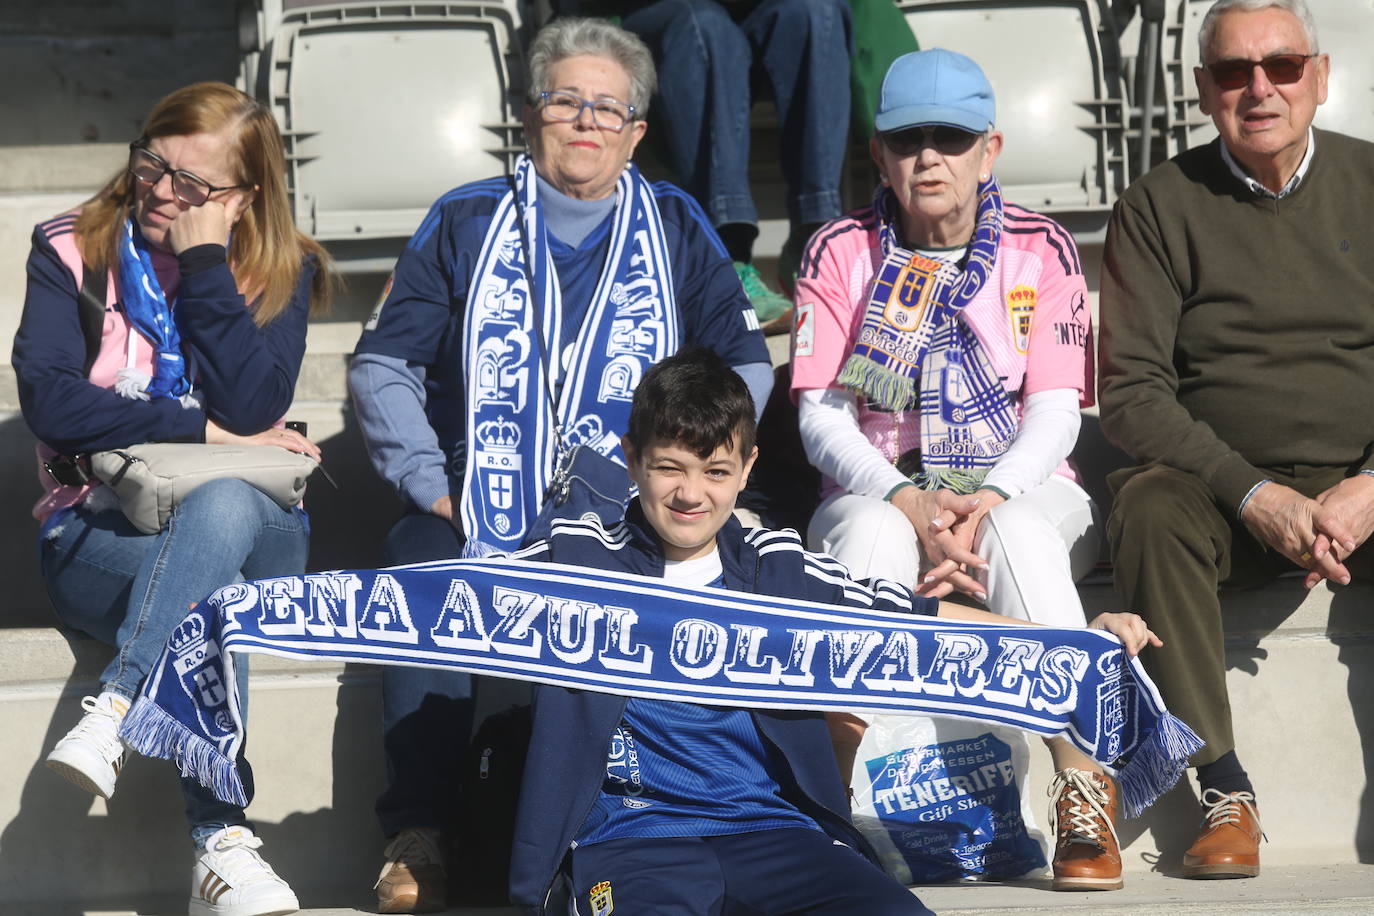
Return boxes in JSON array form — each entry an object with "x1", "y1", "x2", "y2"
[
  {"x1": 880, "y1": 174, "x2": 890, "y2": 185},
  {"x1": 979, "y1": 173, "x2": 989, "y2": 181}
]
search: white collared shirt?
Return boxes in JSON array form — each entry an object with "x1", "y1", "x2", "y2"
[{"x1": 1219, "y1": 127, "x2": 1316, "y2": 199}]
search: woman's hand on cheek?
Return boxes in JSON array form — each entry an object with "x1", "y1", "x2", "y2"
[{"x1": 165, "y1": 192, "x2": 247, "y2": 254}]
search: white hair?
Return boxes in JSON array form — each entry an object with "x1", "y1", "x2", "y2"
[
  {"x1": 526, "y1": 17, "x2": 657, "y2": 116},
  {"x1": 1198, "y1": 0, "x2": 1320, "y2": 61}
]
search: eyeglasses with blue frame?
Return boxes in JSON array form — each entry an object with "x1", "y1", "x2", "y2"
[{"x1": 536, "y1": 91, "x2": 637, "y2": 132}]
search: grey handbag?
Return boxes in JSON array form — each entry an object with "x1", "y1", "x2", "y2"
[{"x1": 90, "y1": 442, "x2": 319, "y2": 534}]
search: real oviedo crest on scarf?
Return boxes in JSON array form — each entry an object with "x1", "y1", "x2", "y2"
[
  {"x1": 475, "y1": 417, "x2": 525, "y2": 538},
  {"x1": 879, "y1": 256, "x2": 942, "y2": 337},
  {"x1": 167, "y1": 614, "x2": 236, "y2": 742}
]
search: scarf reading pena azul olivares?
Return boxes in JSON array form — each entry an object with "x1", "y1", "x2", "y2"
[
  {"x1": 121, "y1": 556, "x2": 1201, "y2": 819},
  {"x1": 838, "y1": 180, "x2": 1017, "y2": 494},
  {"x1": 460, "y1": 155, "x2": 679, "y2": 553}
]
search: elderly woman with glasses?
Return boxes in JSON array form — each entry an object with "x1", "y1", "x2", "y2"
[
  {"x1": 12, "y1": 81, "x2": 332, "y2": 915},
  {"x1": 348, "y1": 16, "x2": 770, "y2": 913},
  {"x1": 789, "y1": 49, "x2": 1120, "y2": 890}
]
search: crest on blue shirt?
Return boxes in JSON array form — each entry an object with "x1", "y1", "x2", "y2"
[{"x1": 589, "y1": 880, "x2": 614, "y2": 916}]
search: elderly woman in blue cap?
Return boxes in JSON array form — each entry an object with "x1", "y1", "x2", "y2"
[{"x1": 789, "y1": 49, "x2": 1118, "y2": 890}]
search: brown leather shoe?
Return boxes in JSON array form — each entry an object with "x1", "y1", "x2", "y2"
[
  {"x1": 1049, "y1": 768, "x2": 1123, "y2": 890},
  {"x1": 1182, "y1": 789, "x2": 1264, "y2": 879},
  {"x1": 376, "y1": 827, "x2": 447, "y2": 913}
]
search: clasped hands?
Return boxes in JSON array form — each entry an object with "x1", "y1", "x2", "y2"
[
  {"x1": 1240, "y1": 475, "x2": 1374, "y2": 589},
  {"x1": 889, "y1": 484, "x2": 1005, "y2": 601}
]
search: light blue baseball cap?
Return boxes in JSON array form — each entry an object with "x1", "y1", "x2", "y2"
[{"x1": 874, "y1": 48, "x2": 996, "y2": 134}]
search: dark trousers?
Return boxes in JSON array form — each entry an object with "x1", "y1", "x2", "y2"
[
  {"x1": 569, "y1": 828, "x2": 932, "y2": 915},
  {"x1": 1106, "y1": 463, "x2": 1374, "y2": 767},
  {"x1": 374, "y1": 512, "x2": 474, "y2": 836}
]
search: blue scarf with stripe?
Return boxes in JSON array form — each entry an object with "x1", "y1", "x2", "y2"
[
  {"x1": 114, "y1": 217, "x2": 197, "y2": 405},
  {"x1": 460, "y1": 155, "x2": 679, "y2": 552},
  {"x1": 121, "y1": 556, "x2": 1201, "y2": 819}
]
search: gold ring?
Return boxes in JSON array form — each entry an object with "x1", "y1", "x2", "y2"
[{"x1": 1300, "y1": 551, "x2": 1313, "y2": 563}]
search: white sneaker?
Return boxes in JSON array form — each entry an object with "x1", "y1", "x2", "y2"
[
  {"x1": 190, "y1": 826, "x2": 299, "y2": 916},
  {"x1": 46, "y1": 692, "x2": 128, "y2": 798}
]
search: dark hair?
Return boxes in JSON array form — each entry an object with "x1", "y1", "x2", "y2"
[{"x1": 627, "y1": 347, "x2": 757, "y2": 459}]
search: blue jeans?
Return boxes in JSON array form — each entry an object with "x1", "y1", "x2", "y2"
[
  {"x1": 40, "y1": 478, "x2": 309, "y2": 843},
  {"x1": 374, "y1": 512, "x2": 475, "y2": 837},
  {"x1": 622, "y1": 0, "x2": 852, "y2": 229}
]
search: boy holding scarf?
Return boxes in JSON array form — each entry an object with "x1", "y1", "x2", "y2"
[{"x1": 507, "y1": 347, "x2": 1159, "y2": 914}]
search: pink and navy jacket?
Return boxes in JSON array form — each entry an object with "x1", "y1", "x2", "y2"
[
  {"x1": 789, "y1": 202, "x2": 1093, "y2": 496},
  {"x1": 12, "y1": 210, "x2": 315, "y2": 523}
]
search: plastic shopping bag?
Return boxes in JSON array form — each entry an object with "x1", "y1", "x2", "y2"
[{"x1": 850, "y1": 714, "x2": 1048, "y2": 883}]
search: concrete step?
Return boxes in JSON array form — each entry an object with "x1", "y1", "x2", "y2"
[
  {"x1": 6, "y1": 865, "x2": 1374, "y2": 915},
  {"x1": 217, "y1": 864, "x2": 1374, "y2": 915},
  {"x1": 913, "y1": 864, "x2": 1374, "y2": 915}
]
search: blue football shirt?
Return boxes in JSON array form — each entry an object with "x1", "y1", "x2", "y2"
[{"x1": 576, "y1": 557, "x2": 820, "y2": 845}]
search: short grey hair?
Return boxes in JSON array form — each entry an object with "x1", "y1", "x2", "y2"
[
  {"x1": 526, "y1": 17, "x2": 657, "y2": 117},
  {"x1": 1198, "y1": 0, "x2": 1320, "y2": 62}
]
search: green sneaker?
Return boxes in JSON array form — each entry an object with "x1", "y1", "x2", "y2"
[{"x1": 734, "y1": 260, "x2": 792, "y2": 326}]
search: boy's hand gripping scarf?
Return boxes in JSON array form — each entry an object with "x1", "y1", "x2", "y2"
[
  {"x1": 460, "y1": 155, "x2": 680, "y2": 552},
  {"x1": 113, "y1": 217, "x2": 199, "y2": 407},
  {"x1": 121, "y1": 558, "x2": 1201, "y2": 818},
  {"x1": 837, "y1": 180, "x2": 1017, "y2": 494}
]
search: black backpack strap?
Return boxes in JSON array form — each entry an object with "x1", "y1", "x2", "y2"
[{"x1": 77, "y1": 260, "x2": 107, "y2": 377}]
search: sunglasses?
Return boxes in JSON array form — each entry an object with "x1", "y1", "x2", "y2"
[
  {"x1": 127, "y1": 142, "x2": 253, "y2": 207},
  {"x1": 1204, "y1": 53, "x2": 1316, "y2": 91},
  {"x1": 879, "y1": 125, "x2": 983, "y2": 157}
]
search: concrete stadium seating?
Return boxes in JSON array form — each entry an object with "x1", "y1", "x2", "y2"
[{"x1": 238, "y1": 0, "x2": 529, "y2": 271}]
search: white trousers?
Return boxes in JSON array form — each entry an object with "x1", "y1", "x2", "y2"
[{"x1": 807, "y1": 476, "x2": 1100, "y2": 627}]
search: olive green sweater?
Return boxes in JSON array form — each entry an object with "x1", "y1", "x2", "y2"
[{"x1": 1099, "y1": 129, "x2": 1374, "y2": 513}]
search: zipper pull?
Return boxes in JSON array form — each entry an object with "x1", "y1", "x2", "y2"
[{"x1": 479, "y1": 747, "x2": 492, "y2": 779}]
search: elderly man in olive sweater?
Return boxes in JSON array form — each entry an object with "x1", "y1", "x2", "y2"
[{"x1": 1098, "y1": 0, "x2": 1374, "y2": 882}]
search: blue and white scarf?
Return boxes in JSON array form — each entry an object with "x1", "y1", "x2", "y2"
[
  {"x1": 114, "y1": 217, "x2": 198, "y2": 406},
  {"x1": 121, "y1": 558, "x2": 1201, "y2": 818},
  {"x1": 461, "y1": 156, "x2": 679, "y2": 551},
  {"x1": 838, "y1": 181, "x2": 1016, "y2": 494}
]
